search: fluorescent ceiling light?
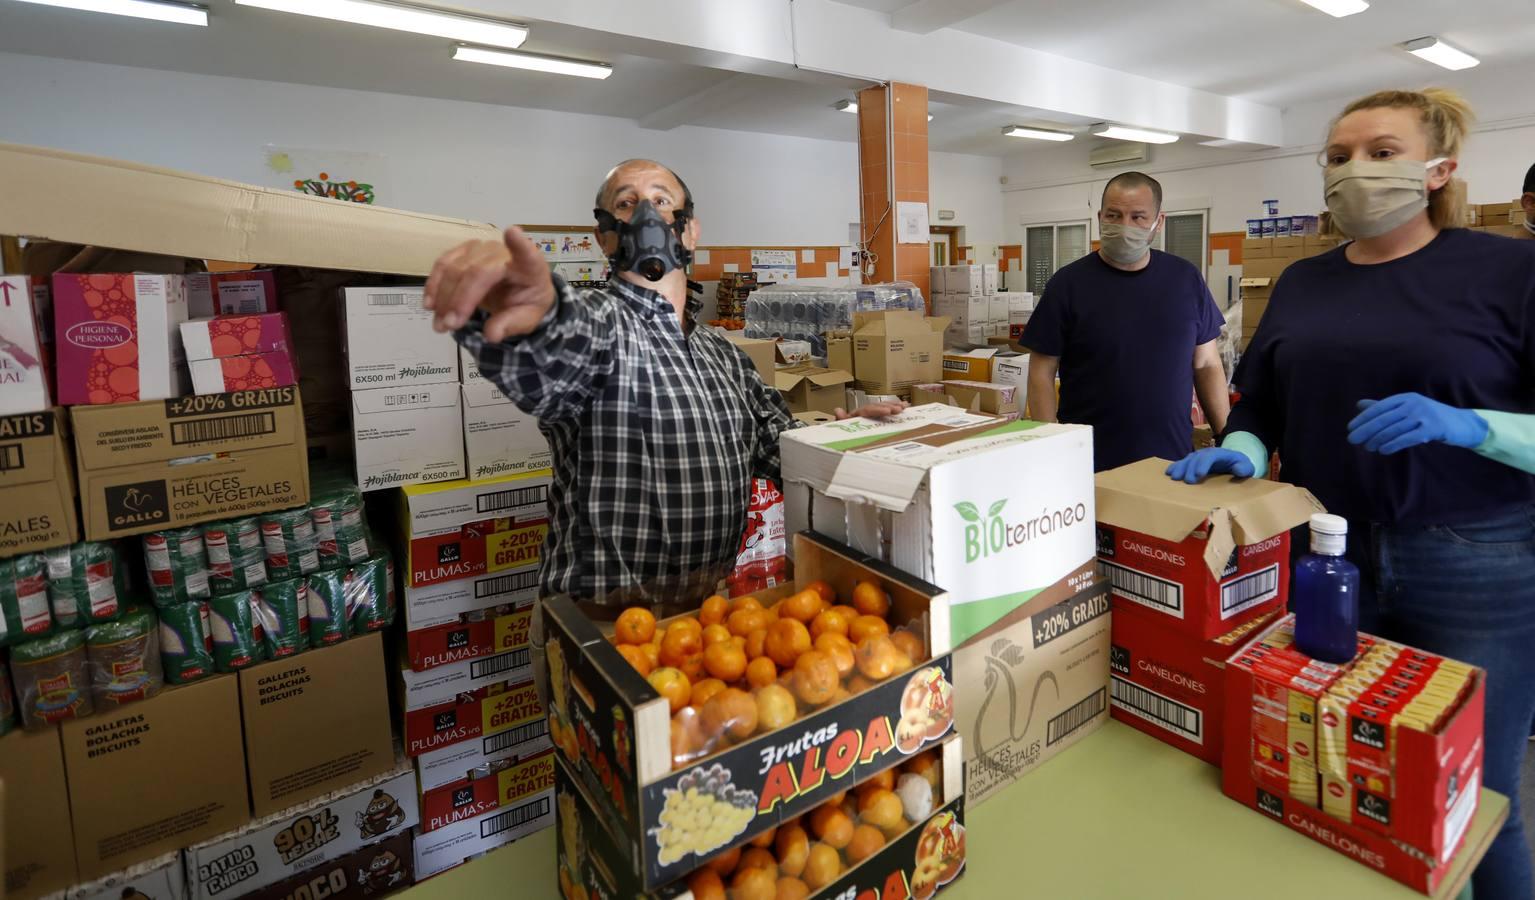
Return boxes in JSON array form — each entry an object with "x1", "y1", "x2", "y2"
[
  {"x1": 1003, "y1": 125, "x2": 1074, "y2": 142},
  {"x1": 1200, "y1": 138, "x2": 1253, "y2": 148},
  {"x1": 453, "y1": 46, "x2": 612, "y2": 79},
  {"x1": 1298, "y1": 0, "x2": 1368, "y2": 17},
  {"x1": 234, "y1": 0, "x2": 527, "y2": 48},
  {"x1": 10, "y1": 0, "x2": 207, "y2": 25},
  {"x1": 1093, "y1": 124, "x2": 1179, "y2": 144},
  {"x1": 836, "y1": 100, "x2": 859, "y2": 114},
  {"x1": 1404, "y1": 36, "x2": 1479, "y2": 70}
]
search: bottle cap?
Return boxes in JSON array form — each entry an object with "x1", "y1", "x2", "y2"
[{"x1": 1311, "y1": 513, "x2": 1347, "y2": 536}]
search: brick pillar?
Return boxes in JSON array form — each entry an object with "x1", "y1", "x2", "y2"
[{"x1": 857, "y1": 82, "x2": 930, "y2": 305}]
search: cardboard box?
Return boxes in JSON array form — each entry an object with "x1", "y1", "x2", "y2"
[
  {"x1": 413, "y1": 750, "x2": 555, "y2": 879},
  {"x1": 782, "y1": 404, "x2": 1095, "y2": 646},
  {"x1": 1243, "y1": 238, "x2": 1273, "y2": 259},
  {"x1": 238, "y1": 633, "x2": 394, "y2": 818},
  {"x1": 415, "y1": 703, "x2": 551, "y2": 793},
  {"x1": 0, "y1": 275, "x2": 50, "y2": 415},
  {"x1": 851, "y1": 310, "x2": 948, "y2": 399},
  {"x1": 71, "y1": 388, "x2": 309, "y2": 540},
  {"x1": 991, "y1": 352, "x2": 1028, "y2": 390},
  {"x1": 913, "y1": 380, "x2": 1020, "y2": 418},
  {"x1": 351, "y1": 382, "x2": 465, "y2": 492},
  {"x1": 0, "y1": 727, "x2": 76, "y2": 899},
  {"x1": 1192, "y1": 423, "x2": 1215, "y2": 450},
  {"x1": 1242, "y1": 257, "x2": 1292, "y2": 280},
  {"x1": 403, "y1": 565, "x2": 541, "y2": 631},
  {"x1": 1479, "y1": 202, "x2": 1515, "y2": 220},
  {"x1": 935, "y1": 293, "x2": 986, "y2": 329},
  {"x1": 774, "y1": 341, "x2": 814, "y2": 366},
  {"x1": 399, "y1": 636, "x2": 535, "y2": 712},
  {"x1": 66, "y1": 851, "x2": 183, "y2": 900},
  {"x1": 1271, "y1": 236, "x2": 1305, "y2": 257},
  {"x1": 62, "y1": 675, "x2": 249, "y2": 880},
  {"x1": 928, "y1": 266, "x2": 946, "y2": 295},
  {"x1": 1006, "y1": 293, "x2": 1034, "y2": 341},
  {"x1": 186, "y1": 768, "x2": 418, "y2": 900},
  {"x1": 406, "y1": 602, "x2": 534, "y2": 673},
  {"x1": 401, "y1": 472, "x2": 553, "y2": 539},
  {"x1": 1094, "y1": 458, "x2": 1321, "y2": 639},
  {"x1": 342, "y1": 287, "x2": 458, "y2": 389},
  {"x1": 406, "y1": 509, "x2": 548, "y2": 589},
  {"x1": 941, "y1": 347, "x2": 1003, "y2": 383},
  {"x1": 945, "y1": 321, "x2": 986, "y2": 349},
  {"x1": 188, "y1": 351, "x2": 298, "y2": 394},
  {"x1": 238, "y1": 831, "x2": 413, "y2": 900},
  {"x1": 1302, "y1": 235, "x2": 1342, "y2": 254},
  {"x1": 187, "y1": 270, "x2": 280, "y2": 317},
  {"x1": 824, "y1": 330, "x2": 854, "y2": 375},
  {"x1": 1479, "y1": 224, "x2": 1526, "y2": 239},
  {"x1": 723, "y1": 333, "x2": 775, "y2": 385},
  {"x1": 180, "y1": 313, "x2": 293, "y2": 361},
  {"x1": 0, "y1": 408, "x2": 79, "y2": 556},
  {"x1": 402, "y1": 679, "x2": 545, "y2": 759},
  {"x1": 53, "y1": 273, "x2": 190, "y2": 405},
  {"x1": 1465, "y1": 206, "x2": 1481, "y2": 227},
  {"x1": 987, "y1": 294, "x2": 1009, "y2": 325},
  {"x1": 945, "y1": 265, "x2": 983, "y2": 298},
  {"x1": 461, "y1": 384, "x2": 551, "y2": 481},
  {"x1": 982, "y1": 263, "x2": 999, "y2": 296},
  {"x1": 543, "y1": 532, "x2": 954, "y2": 889},
  {"x1": 458, "y1": 346, "x2": 483, "y2": 383},
  {"x1": 774, "y1": 365, "x2": 853, "y2": 415}
]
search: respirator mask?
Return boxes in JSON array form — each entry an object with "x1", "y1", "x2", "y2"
[{"x1": 594, "y1": 199, "x2": 694, "y2": 282}]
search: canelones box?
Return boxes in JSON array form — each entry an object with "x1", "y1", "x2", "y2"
[{"x1": 0, "y1": 408, "x2": 79, "y2": 556}]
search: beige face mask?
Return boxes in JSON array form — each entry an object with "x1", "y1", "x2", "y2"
[{"x1": 1323, "y1": 157, "x2": 1446, "y2": 239}]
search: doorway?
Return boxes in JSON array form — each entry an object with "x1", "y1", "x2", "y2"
[{"x1": 930, "y1": 225, "x2": 960, "y2": 266}]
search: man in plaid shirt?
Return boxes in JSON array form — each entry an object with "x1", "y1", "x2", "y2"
[{"x1": 426, "y1": 160, "x2": 901, "y2": 609}]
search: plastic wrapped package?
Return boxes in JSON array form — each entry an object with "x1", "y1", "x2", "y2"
[
  {"x1": 261, "y1": 507, "x2": 320, "y2": 581},
  {"x1": 203, "y1": 517, "x2": 268, "y2": 595},
  {"x1": 208, "y1": 591, "x2": 267, "y2": 671},
  {"x1": 347, "y1": 556, "x2": 391, "y2": 635},
  {"x1": 158, "y1": 601, "x2": 215, "y2": 684},
  {"x1": 0, "y1": 553, "x2": 53, "y2": 644},
  {"x1": 254, "y1": 580, "x2": 310, "y2": 659},
  {"x1": 44, "y1": 542, "x2": 127, "y2": 628},
  {"x1": 310, "y1": 482, "x2": 371, "y2": 569},
  {"x1": 743, "y1": 282, "x2": 926, "y2": 361},
  {"x1": 143, "y1": 527, "x2": 211, "y2": 606},
  {"x1": 85, "y1": 607, "x2": 163, "y2": 707},
  {"x1": 305, "y1": 569, "x2": 350, "y2": 647},
  {"x1": 12, "y1": 628, "x2": 92, "y2": 728}
]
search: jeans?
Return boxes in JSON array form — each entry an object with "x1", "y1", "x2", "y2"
[{"x1": 1342, "y1": 505, "x2": 1535, "y2": 900}]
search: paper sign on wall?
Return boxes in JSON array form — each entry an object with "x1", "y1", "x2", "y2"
[
  {"x1": 751, "y1": 249, "x2": 798, "y2": 283},
  {"x1": 897, "y1": 201, "x2": 931, "y2": 244}
]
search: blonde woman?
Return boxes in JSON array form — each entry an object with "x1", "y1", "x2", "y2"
[{"x1": 1170, "y1": 88, "x2": 1535, "y2": 896}]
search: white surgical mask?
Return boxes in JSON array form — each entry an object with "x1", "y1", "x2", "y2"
[
  {"x1": 1324, "y1": 157, "x2": 1446, "y2": 239},
  {"x1": 1099, "y1": 221, "x2": 1157, "y2": 266}
]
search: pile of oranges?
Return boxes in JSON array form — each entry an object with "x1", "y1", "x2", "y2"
[
  {"x1": 609, "y1": 580, "x2": 924, "y2": 769},
  {"x1": 683, "y1": 750, "x2": 941, "y2": 900}
]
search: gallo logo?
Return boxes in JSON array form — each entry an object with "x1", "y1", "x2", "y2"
[
  {"x1": 65, "y1": 321, "x2": 133, "y2": 350},
  {"x1": 1356, "y1": 790, "x2": 1391, "y2": 825},
  {"x1": 1109, "y1": 645, "x2": 1130, "y2": 675},
  {"x1": 1256, "y1": 788, "x2": 1284, "y2": 820},
  {"x1": 105, "y1": 480, "x2": 169, "y2": 529},
  {"x1": 956, "y1": 497, "x2": 1088, "y2": 563}
]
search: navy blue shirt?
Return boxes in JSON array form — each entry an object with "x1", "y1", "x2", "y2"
[
  {"x1": 1228, "y1": 229, "x2": 1535, "y2": 526},
  {"x1": 1022, "y1": 250, "x2": 1224, "y2": 471}
]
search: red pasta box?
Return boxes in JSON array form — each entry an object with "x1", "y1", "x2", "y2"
[
  {"x1": 52, "y1": 273, "x2": 191, "y2": 405},
  {"x1": 1109, "y1": 604, "x2": 1276, "y2": 765},
  {"x1": 401, "y1": 677, "x2": 545, "y2": 758},
  {"x1": 406, "y1": 602, "x2": 532, "y2": 673},
  {"x1": 188, "y1": 351, "x2": 298, "y2": 394},
  {"x1": 1095, "y1": 457, "x2": 1322, "y2": 640},
  {"x1": 187, "y1": 270, "x2": 280, "y2": 317},
  {"x1": 180, "y1": 313, "x2": 293, "y2": 360},
  {"x1": 406, "y1": 516, "x2": 546, "y2": 589}
]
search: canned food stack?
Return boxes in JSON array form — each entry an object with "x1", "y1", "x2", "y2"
[
  {"x1": 395, "y1": 470, "x2": 557, "y2": 878},
  {"x1": 743, "y1": 283, "x2": 925, "y2": 364}
]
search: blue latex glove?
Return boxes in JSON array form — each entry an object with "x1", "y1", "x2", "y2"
[
  {"x1": 1347, "y1": 393, "x2": 1489, "y2": 455},
  {"x1": 1166, "y1": 448, "x2": 1256, "y2": 484}
]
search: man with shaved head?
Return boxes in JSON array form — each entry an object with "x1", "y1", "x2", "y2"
[{"x1": 426, "y1": 160, "x2": 901, "y2": 609}]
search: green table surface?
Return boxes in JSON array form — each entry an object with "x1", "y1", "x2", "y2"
[{"x1": 404, "y1": 721, "x2": 1508, "y2": 899}]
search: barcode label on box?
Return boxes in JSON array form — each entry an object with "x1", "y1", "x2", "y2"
[
  {"x1": 476, "y1": 485, "x2": 549, "y2": 515},
  {"x1": 368, "y1": 293, "x2": 411, "y2": 306},
  {"x1": 472, "y1": 648, "x2": 530, "y2": 679},
  {"x1": 0, "y1": 443, "x2": 22, "y2": 471},
  {"x1": 1047, "y1": 687, "x2": 1106, "y2": 747},
  {"x1": 475, "y1": 569, "x2": 539, "y2": 599},
  {"x1": 489, "y1": 720, "x2": 547, "y2": 752},
  {"x1": 1111, "y1": 675, "x2": 1203, "y2": 745},
  {"x1": 1099, "y1": 560, "x2": 1184, "y2": 617},
  {"x1": 1220, "y1": 564, "x2": 1279, "y2": 618},
  {"x1": 170, "y1": 412, "x2": 276, "y2": 445},
  {"x1": 482, "y1": 797, "x2": 550, "y2": 838}
]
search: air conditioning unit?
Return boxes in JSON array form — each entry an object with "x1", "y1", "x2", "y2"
[{"x1": 1088, "y1": 141, "x2": 1149, "y2": 168}]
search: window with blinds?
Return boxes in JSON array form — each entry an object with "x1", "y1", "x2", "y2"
[
  {"x1": 1158, "y1": 210, "x2": 1208, "y2": 278},
  {"x1": 1024, "y1": 221, "x2": 1092, "y2": 296}
]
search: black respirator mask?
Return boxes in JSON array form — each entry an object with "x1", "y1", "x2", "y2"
[{"x1": 594, "y1": 199, "x2": 693, "y2": 282}]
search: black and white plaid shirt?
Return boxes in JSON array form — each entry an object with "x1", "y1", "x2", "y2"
[{"x1": 457, "y1": 275, "x2": 794, "y2": 606}]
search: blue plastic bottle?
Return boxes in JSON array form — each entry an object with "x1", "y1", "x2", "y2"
[{"x1": 1293, "y1": 514, "x2": 1360, "y2": 663}]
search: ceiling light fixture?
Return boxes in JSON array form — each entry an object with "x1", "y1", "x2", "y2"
[
  {"x1": 10, "y1": 0, "x2": 207, "y2": 25},
  {"x1": 453, "y1": 46, "x2": 612, "y2": 79},
  {"x1": 1002, "y1": 125, "x2": 1074, "y2": 142},
  {"x1": 836, "y1": 100, "x2": 859, "y2": 114},
  {"x1": 1403, "y1": 36, "x2": 1479, "y2": 70},
  {"x1": 1093, "y1": 124, "x2": 1179, "y2": 144},
  {"x1": 1297, "y1": 0, "x2": 1368, "y2": 17},
  {"x1": 234, "y1": 0, "x2": 527, "y2": 48}
]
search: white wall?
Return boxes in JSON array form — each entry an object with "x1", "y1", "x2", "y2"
[
  {"x1": 0, "y1": 52, "x2": 1006, "y2": 259},
  {"x1": 931, "y1": 152, "x2": 1006, "y2": 261}
]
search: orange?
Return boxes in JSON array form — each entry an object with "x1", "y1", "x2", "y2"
[
  {"x1": 730, "y1": 867, "x2": 776, "y2": 900},
  {"x1": 847, "y1": 674, "x2": 875, "y2": 695},
  {"x1": 808, "y1": 804, "x2": 853, "y2": 849},
  {"x1": 702, "y1": 687, "x2": 758, "y2": 741},
  {"x1": 616, "y1": 643, "x2": 652, "y2": 676},
  {"x1": 810, "y1": 608, "x2": 851, "y2": 640},
  {"x1": 667, "y1": 617, "x2": 703, "y2": 638},
  {"x1": 781, "y1": 589, "x2": 824, "y2": 624},
  {"x1": 688, "y1": 868, "x2": 726, "y2": 900},
  {"x1": 852, "y1": 581, "x2": 891, "y2": 618},
  {"x1": 739, "y1": 846, "x2": 777, "y2": 872},
  {"x1": 648, "y1": 667, "x2": 692, "y2": 713},
  {"x1": 791, "y1": 651, "x2": 839, "y2": 706},
  {"x1": 731, "y1": 635, "x2": 748, "y2": 652},
  {"x1": 813, "y1": 632, "x2": 856, "y2": 679},
  {"x1": 690, "y1": 677, "x2": 728, "y2": 709},
  {"x1": 745, "y1": 628, "x2": 770, "y2": 660},
  {"x1": 775, "y1": 876, "x2": 810, "y2": 900},
  {"x1": 890, "y1": 629, "x2": 924, "y2": 662},
  {"x1": 755, "y1": 684, "x2": 798, "y2": 732},
  {"x1": 857, "y1": 769, "x2": 895, "y2": 796},
  {"x1": 903, "y1": 749, "x2": 939, "y2": 780},
  {"x1": 746, "y1": 656, "x2": 779, "y2": 690},
  {"x1": 660, "y1": 628, "x2": 703, "y2": 668},
  {"x1": 639, "y1": 643, "x2": 660, "y2": 671},
  {"x1": 728, "y1": 607, "x2": 769, "y2": 638},
  {"x1": 804, "y1": 579, "x2": 837, "y2": 606},
  {"x1": 831, "y1": 604, "x2": 859, "y2": 622},
  {"x1": 750, "y1": 825, "x2": 778, "y2": 849},
  {"x1": 828, "y1": 684, "x2": 851, "y2": 704},
  {"x1": 670, "y1": 706, "x2": 705, "y2": 767},
  {"x1": 765, "y1": 619, "x2": 812, "y2": 669},
  {"x1": 857, "y1": 788, "x2": 905, "y2": 831},
  {"x1": 730, "y1": 595, "x2": 763, "y2": 614},
  {"x1": 855, "y1": 635, "x2": 900, "y2": 681},
  {"x1": 702, "y1": 624, "x2": 733, "y2": 647},
  {"x1": 704, "y1": 845, "x2": 742, "y2": 876},
  {"x1": 775, "y1": 822, "x2": 810, "y2": 876},
  {"x1": 802, "y1": 843, "x2": 841, "y2": 889},
  {"x1": 764, "y1": 601, "x2": 782, "y2": 624},
  {"x1": 704, "y1": 641, "x2": 748, "y2": 683},
  {"x1": 845, "y1": 824, "x2": 886, "y2": 864},
  {"x1": 614, "y1": 607, "x2": 656, "y2": 645},
  {"x1": 699, "y1": 594, "x2": 729, "y2": 627},
  {"x1": 848, "y1": 615, "x2": 891, "y2": 644}
]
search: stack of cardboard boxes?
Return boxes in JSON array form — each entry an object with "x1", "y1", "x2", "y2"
[
  {"x1": 1467, "y1": 200, "x2": 1529, "y2": 238},
  {"x1": 397, "y1": 473, "x2": 557, "y2": 878},
  {"x1": 714, "y1": 271, "x2": 756, "y2": 321},
  {"x1": 459, "y1": 346, "x2": 552, "y2": 481},
  {"x1": 1239, "y1": 233, "x2": 1342, "y2": 347}
]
